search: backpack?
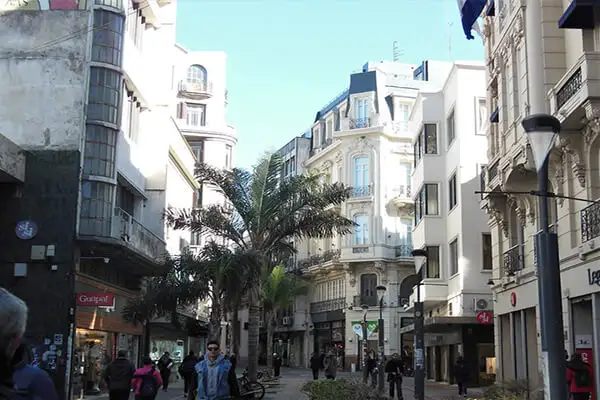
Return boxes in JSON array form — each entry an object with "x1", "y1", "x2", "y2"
[
  {"x1": 135, "y1": 368, "x2": 159, "y2": 398},
  {"x1": 574, "y1": 368, "x2": 592, "y2": 387}
]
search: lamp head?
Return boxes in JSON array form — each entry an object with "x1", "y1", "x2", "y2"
[
  {"x1": 521, "y1": 114, "x2": 561, "y2": 173},
  {"x1": 361, "y1": 304, "x2": 369, "y2": 311},
  {"x1": 376, "y1": 285, "x2": 387, "y2": 298},
  {"x1": 487, "y1": 279, "x2": 495, "y2": 288},
  {"x1": 411, "y1": 248, "x2": 428, "y2": 275}
]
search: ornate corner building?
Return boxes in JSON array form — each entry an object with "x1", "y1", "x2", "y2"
[{"x1": 482, "y1": 0, "x2": 600, "y2": 393}]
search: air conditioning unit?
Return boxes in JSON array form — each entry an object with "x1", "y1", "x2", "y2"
[
  {"x1": 282, "y1": 316, "x2": 292, "y2": 326},
  {"x1": 474, "y1": 298, "x2": 490, "y2": 311}
]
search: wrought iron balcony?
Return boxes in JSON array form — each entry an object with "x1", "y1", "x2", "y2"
[
  {"x1": 350, "y1": 185, "x2": 373, "y2": 198},
  {"x1": 581, "y1": 202, "x2": 600, "y2": 242},
  {"x1": 395, "y1": 244, "x2": 413, "y2": 258},
  {"x1": 112, "y1": 208, "x2": 166, "y2": 261},
  {"x1": 556, "y1": 68, "x2": 582, "y2": 110},
  {"x1": 502, "y1": 244, "x2": 523, "y2": 276},
  {"x1": 309, "y1": 297, "x2": 345, "y2": 313},
  {"x1": 352, "y1": 246, "x2": 369, "y2": 254},
  {"x1": 178, "y1": 80, "x2": 213, "y2": 99},
  {"x1": 297, "y1": 249, "x2": 341, "y2": 269},
  {"x1": 349, "y1": 117, "x2": 371, "y2": 129}
]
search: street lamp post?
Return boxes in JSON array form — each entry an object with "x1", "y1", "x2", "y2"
[
  {"x1": 376, "y1": 285, "x2": 387, "y2": 392},
  {"x1": 361, "y1": 304, "x2": 369, "y2": 384},
  {"x1": 521, "y1": 114, "x2": 567, "y2": 400},
  {"x1": 411, "y1": 248, "x2": 427, "y2": 400}
]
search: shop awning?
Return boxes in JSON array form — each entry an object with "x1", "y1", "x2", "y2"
[{"x1": 559, "y1": 0, "x2": 600, "y2": 29}]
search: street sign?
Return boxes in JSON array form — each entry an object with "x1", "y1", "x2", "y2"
[{"x1": 477, "y1": 311, "x2": 493, "y2": 325}]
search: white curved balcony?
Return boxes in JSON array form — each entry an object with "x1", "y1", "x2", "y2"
[{"x1": 178, "y1": 80, "x2": 213, "y2": 100}]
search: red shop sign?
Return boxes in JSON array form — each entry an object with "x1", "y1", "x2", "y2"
[
  {"x1": 510, "y1": 292, "x2": 517, "y2": 307},
  {"x1": 76, "y1": 292, "x2": 115, "y2": 307},
  {"x1": 477, "y1": 311, "x2": 493, "y2": 325}
]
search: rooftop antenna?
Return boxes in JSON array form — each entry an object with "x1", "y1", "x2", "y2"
[
  {"x1": 446, "y1": 1, "x2": 454, "y2": 59},
  {"x1": 392, "y1": 41, "x2": 403, "y2": 62}
]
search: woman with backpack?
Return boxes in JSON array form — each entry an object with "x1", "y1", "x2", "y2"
[
  {"x1": 132, "y1": 357, "x2": 163, "y2": 400},
  {"x1": 566, "y1": 353, "x2": 594, "y2": 400}
]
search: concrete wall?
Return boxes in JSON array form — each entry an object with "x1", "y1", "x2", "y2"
[{"x1": 0, "y1": 10, "x2": 89, "y2": 150}]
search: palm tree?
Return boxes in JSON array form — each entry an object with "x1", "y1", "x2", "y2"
[
  {"x1": 262, "y1": 265, "x2": 308, "y2": 368},
  {"x1": 123, "y1": 242, "x2": 248, "y2": 342},
  {"x1": 165, "y1": 154, "x2": 354, "y2": 380}
]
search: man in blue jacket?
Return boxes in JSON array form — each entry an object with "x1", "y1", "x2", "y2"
[{"x1": 187, "y1": 341, "x2": 239, "y2": 400}]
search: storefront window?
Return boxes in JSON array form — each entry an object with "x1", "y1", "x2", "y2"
[
  {"x1": 116, "y1": 333, "x2": 139, "y2": 367},
  {"x1": 74, "y1": 329, "x2": 114, "y2": 397}
]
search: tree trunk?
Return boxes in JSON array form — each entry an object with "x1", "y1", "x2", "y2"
[
  {"x1": 209, "y1": 298, "x2": 222, "y2": 342},
  {"x1": 246, "y1": 286, "x2": 261, "y2": 381},
  {"x1": 231, "y1": 307, "x2": 240, "y2": 354},
  {"x1": 266, "y1": 312, "x2": 274, "y2": 371}
]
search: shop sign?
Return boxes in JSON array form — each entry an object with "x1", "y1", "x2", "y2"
[
  {"x1": 510, "y1": 292, "x2": 517, "y2": 307},
  {"x1": 351, "y1": 320, "x2": 378, "y2": 339},
  {"x1": 587, "y1": 268, "x2": 600, "y2": 286},
  {"x1": 476, "y1": 311, "x2": 493, "y2": 325},
  {"x1": 76, "y1": 292, "x2": 114, "y2": 307}
]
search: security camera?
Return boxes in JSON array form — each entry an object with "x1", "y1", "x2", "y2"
[{"x1": 103, "y1": 257, "x2": 110, "y2": 264}]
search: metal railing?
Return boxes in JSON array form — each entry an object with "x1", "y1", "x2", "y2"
[
  {"x1": 556, "y1": 68, "x2": 582, "y2": 110},
  {"x1": 112, "y1": 208, "x2": 166, "y2": 261},
  {"x1": 309, "y1": 297, "x2": 345, "y2": 313},
  {"x1": 350, "y1": 185, "x2": 373, "y2": 198},
  {"x1": 502, "y1": 244, "x2": 523, "y2": 276},
  {"x1": 391, "y1": 185, "x2": 412, "y2": 198},
  {"x1": 352, "y1": 246, "x2": 369, "y2": 254},
  {"x1": 395, "y1": 244, "x2": 413, "y2": 257},
  {"x1": 581, "y1": 202, "x2": 600, "y2": 242},
  {"x1": 178, "y1": 80, "x2": 213, "y2": 95},
  {"x1": 297, "y1": 249, "x2": 341, "y2": 270},
  {"x1": 349, "y1": 117, "x2": 371, "y2": 129}
]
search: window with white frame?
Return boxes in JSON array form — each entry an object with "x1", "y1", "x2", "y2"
[
  {"x1": 353, "y1": 156, "x2": 369, "y2": 194},
  {"x1": 413, "y1": 123, "x2": 438, "y2": 165},
  {"x1": 186, "y1": 104, "x2": 206, "y2": 126},
  {"x1": 187, "y1": 65, "x2": 207, "y2": 86},
  {"x1": 397, "y1": 102, "x2": 410, "y2": 133},
  {"x1": 448, "y1": 173, "x2": 457, "y2": 210},
  {"x1": 447, "y1": 109, "x2": 455, "y2": 145},
  {"x1": 354, "y1": 214, "x2": 369, "y2": 245},
  {"x1": 476, "y1": 98, "x2": 488, "y2": 135},
  {"x1": 449, "y1": 238, "x2": 459, "y2": 275}
]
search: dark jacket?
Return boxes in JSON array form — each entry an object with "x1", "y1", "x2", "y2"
[
  {"x1": 187, "y1": 356, "x2": 239, "y2": 400},
  {"x1": 272, "y1": 357, "x2": 282, "y2": 368},
  {"x1": 385, "y1": 358, "x2": 404, "y2": 378},
  {"x1": 453, "y1": 360, "x2": 469, "y2": 383},
  {"x1": 0, "y1": 352, "x2": 14, "y2": 399},
  {"x1": 310, "y1": 355, "x2": 321, "y2": 370},
  {"x1": 158, "y1": 356, "x2": 173, "y2": 373},
  {"x1": 366, "y1": 358, "x2": 378, "y2": 374},
  {"x1": 103, "y1": 357, "x2": 135, "y2": 390},
  {"x1": 179, "y1": 355, "x2": 198, "y2": 376}
]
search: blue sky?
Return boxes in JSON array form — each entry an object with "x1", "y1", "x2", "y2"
[{"x1": 176, "y1": 0, "x2": 484, "y2": 169}]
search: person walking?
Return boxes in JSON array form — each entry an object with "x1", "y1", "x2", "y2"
[
  {"x1": 453, "y1": 356, "x2": 469, "y2": 397},
  {"x1": 132, "y1": 357, "x2": 162, "y2": 400},
  {"x1": 103, "y1": 350, "x2": 135, "y2": 400},
  {"x1": 385, "y1": 353, "x2": 404, "y2": 400},
  {"x1": 11, "y1": 343, "x2": 58, "y2": 400},
  {"x1": 309, "y1": 352, "x2": 321, "y2": 380},
  {"x1": 272, "y1": 353, "x2": 282, "y2": 378},
  {"x1": 567, "y1": 353, "x2": 594, "y2": 400},
  {"x1": 157, "y1": 352, "x2": 173, "y2": 392},
  {"x1": 187, "y1": 340, "x2": 239, "y2": 400},
  {"x1": 179, "y1": 351, "x2": 198, "y2": 396},
  {"x1": 366, "y1": 351, "x2": 378, "y2": 388},
  {"x1": 323, "y1": 352, "x2": 337, "y2": 380}
]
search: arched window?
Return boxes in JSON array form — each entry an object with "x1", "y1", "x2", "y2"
[{"x1": 187, "y1": 65, "x2": 207, "y2": 86}]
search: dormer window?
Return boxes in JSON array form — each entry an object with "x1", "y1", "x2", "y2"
[{"x1": 187, "y1": 65, "x2": 207, "y2": 87}]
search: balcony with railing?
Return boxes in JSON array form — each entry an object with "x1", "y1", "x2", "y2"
[
  {"x1": 297, "y1": 249, "x2": 341, "y2": 270},
  {"x1": 389, "y1": 185, "x2": 413, "y2": 209},
  {"x1": 581, "y1": 202, "x2": 600, "y2": 243},
  {"x1": 395, "y1": 244, "x2": 413, "y2": 258},
  {"x1": 111, "y1": 208, "x2": 166, "y2": 262},
  {"x1": 502, "y1": 244, "x2": 523, "y2": 276},
  {"x1": 309, "y1": 138, "x2": 333, "y2": 158},
  {"x1": 178, "y1": 79, "x2": 213, "y2": 99},
  {"x1": 550, "y1": 52, "x2": 600, "y2": 128},
  {"x1": 309, "y1": 297, "x2": 345, "y2": 313},
  {"x1": 349, "y1": 117, "x2": 372, "y2": 129},
  {"x1": 349, "y1": 185, "x2": 373, "y2": 198}
]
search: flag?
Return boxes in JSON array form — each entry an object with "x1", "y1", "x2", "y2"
[{"x1": 457, "y1": 0, "x2": 487, "y2": 40}]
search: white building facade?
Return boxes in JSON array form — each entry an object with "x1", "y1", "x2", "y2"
[
  {"x1": 407, "y1": 61, "x2": 494, "y2": 384},
  {"x1": 171, "y1": 47, "x2": 237, "y2": 250},
  {"x1": 482, "y1": 0, "x2": 600, "y2": 394},
  {"x1": 286, "y1": 61, "x2": 435, "y2": 371}
]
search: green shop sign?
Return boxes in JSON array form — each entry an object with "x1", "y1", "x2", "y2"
[{"x1": 351, "y1": 320, "x2": 378, "y2": 339}]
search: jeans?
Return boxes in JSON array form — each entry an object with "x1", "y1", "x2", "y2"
[
  {"x1": 183, "y1": 373, "x2": 193, "y2": 394},
  {"x1": 160, "y1": 370, "x2": 171, "y2": 390},
  {"x1": 109, "y1": 389, "x2": 130, "y2": 400},
  {"x1": 388, "y1": 376, "x2": 403, "y2": 399},
  {"x1": 458, "y1": 382, "x2": 467, "y2": 395},
  {"x1": 370, "y1": 372, "x2": 377, "y2": 388}
]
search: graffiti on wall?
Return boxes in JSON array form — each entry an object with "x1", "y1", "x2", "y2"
[{"x1": 0, "y1": 0, "x2": 87, "y2": 11}]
